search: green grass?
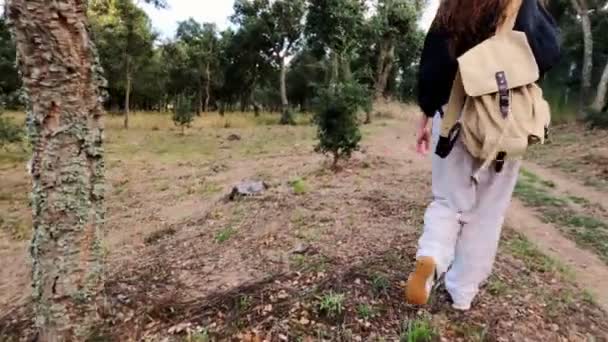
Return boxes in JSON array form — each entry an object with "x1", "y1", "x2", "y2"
[
  {"x1": 371, "y1": 274, "x2": 391, "y2": 296},
  {"x1": 215, "y1": 227, "x2": 237, "y2": 243},
  {"x1": 400, "y1": 318, "x2": 437, "y2": 342},
  {"x1": 515, "y1": 170, "x2": 608, "y2": 264},
  {"x1": 184, "y1": 329, "x2": 210, "y2": 342},
  {"x1": 317, "y1": 292, "x2": 345, "y2": 318},
  {"x1": 452, "y1": 322, "x2": 489, "y2": 342},
  {"x1": 505, "y1": 233, "x2": 572, "y2": 277},
  {"x1": 237, "y1": 295, "x2": 252, "y2": 311},
  {"x1": 486, "y1": 276, "x2": 508, "y2": 297},
  {"x1": 356, "y1": 304, "x2": 375, "y2": 320},
  {"x1": 290, "y1": 177, "x2": 308, "y2": 195}
]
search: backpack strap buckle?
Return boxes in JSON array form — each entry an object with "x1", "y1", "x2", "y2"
[
  {"x1": 496, "y1": 71, "x2": 509, "y2": 118},
  {"x1": 495, "y1": 151, "x2": 507, "y2": 173}
]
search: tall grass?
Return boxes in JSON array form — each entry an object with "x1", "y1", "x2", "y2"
[{"x1": 106, "y1": 111, "x2": 312, "y2": 131}]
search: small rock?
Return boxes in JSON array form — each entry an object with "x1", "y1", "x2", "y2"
[
  {"x1": 168, "y1": 322, "x2": 191, "y2": 334},
  {"x1": 291, "y1": 242, "x2": 311, "y2": 255},
  {"x1": 117, "y1": 294, "x2": 130, "y2": 304},
  {"x1": 227, "y1": 133, "x2": 242, "y2": 141},
  {"x1": 550, "y1": 324, "x2": 559, "y2": 332},
  {"x1": 229, "y1": 180, "x2": 268, "y2": 200},
  {"x1": 300, "y1": 317, "x2": 310, "y2": 325}
]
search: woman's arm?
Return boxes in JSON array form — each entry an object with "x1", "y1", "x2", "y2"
[{"x1": 417, "y1": 23, "x2": 458, "y2": 118}]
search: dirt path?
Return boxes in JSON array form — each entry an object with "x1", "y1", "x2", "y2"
[
  {"x1": 507, "y1": 201, "x2": 608, "y2": 311},
  {"x1": 386, "y1": 116, "x2": 608, "y2": 313},
  {"x1": 523, "y1": 161, "x2": 607, "y2": 211}
]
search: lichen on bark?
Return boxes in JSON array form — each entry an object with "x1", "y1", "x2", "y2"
[{"x1": 6, "y1": 0, "x2": 106, "y2": 340}]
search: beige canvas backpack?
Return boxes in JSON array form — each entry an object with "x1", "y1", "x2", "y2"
[{"x1": 436, "y1": 0, "x2": 551, "y2": 174}]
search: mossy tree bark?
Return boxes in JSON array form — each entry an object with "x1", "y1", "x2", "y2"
[{"x1": 6, "y1": 0, "x2": 106, "y2": 340}]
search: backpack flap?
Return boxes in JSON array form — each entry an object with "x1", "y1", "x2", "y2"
[{"x1": 457, "y1": 32, "x2": 539, "y2": 97}]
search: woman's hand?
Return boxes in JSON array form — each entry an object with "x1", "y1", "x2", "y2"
[{"x1": 416, "y1": 115, "x2": 431, "y2": 155}]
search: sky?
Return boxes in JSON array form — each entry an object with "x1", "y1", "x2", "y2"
[{"x1": 142, "y1": 0, "x2": 440, "y2": 39}]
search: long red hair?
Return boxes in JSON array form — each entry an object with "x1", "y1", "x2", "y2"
[{"x1": 434, "y1": 0, "x2": 512, "y2": 57}]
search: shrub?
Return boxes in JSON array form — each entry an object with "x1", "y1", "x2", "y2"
[
  {"x1": 0, "y1": 104, "x2": 22, "y2": 148},
  {"x1": 314, "y1": 81, "x2": 371, "y2": 169},
  {"x1": 172, "y1": 95, "x2": 195, "y2": 134}
]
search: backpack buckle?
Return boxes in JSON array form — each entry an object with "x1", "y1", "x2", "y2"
[
  {"x1": 495, "y1": 151, "x2": 507, "y2": 173},
  {"x1": 496, "y1": 71, "x2": 509, "y2": 118},
  {"x1": 435, "y1": 122, "x2": 461, "y2": 159}
]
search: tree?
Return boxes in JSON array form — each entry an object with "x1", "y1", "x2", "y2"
[
  {"x1": 90, "y1": 0, "x2": 158, "y2": 128},
  {"x1": 6, "y1": 0, "x2": 165, "y2": 338},
  {"x1": 591, "y1": 60, "x2": 608, "y2": 112},
  {"x1": 0, "y1": 16, "x2": 21, "y2": 108},
  {"x1": 173, "y1": 95, "x2": 195, "y2": 134},
  {"x1": 306, "y1": 0, "x2": 367, "y2": 85},
  {"x1": 569, "y1": 0, "x2": 593, "y2": 117},
  {"x1": 395, "y1": 29, "x2": 425, "y2": 101},
  {"x1": 220, "y1": 23, "x2": 274, "y2": 114},
  {"x1": 590, "y1": 7, "x2": 608, "y2": 112},
  {"x1": 370, "y1": 0, "x2": 419, "y2": 100},
  {"x1": 176, "y1": 20, "x2": 220, "y2": 114},
  {"x1": 6, "y1": 0, "x2": 106, "y2": 339},
  {"x1": 232, "y1": 0, "x2": 306, "y2": 124},
  {"x1": 287, "y1": 48, "x2": 328, "y2": 112}
]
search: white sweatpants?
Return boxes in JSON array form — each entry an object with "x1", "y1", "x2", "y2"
[{"x1": 416, "y1": 113, "x2": 521, "y2": 308}]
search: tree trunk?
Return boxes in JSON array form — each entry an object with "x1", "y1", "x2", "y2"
[
  {"x1": 124, "y1": 55, "x2": 131, "y2": 129},
  {"x1": 204, "y1": 62, "x2": 211, "y2": 113},
  {"x1": 571, "y1": 0, "x2": 593, "y2": 118},
  {"x1": 279, "y1": 57, "x2": 293, "y2": 125},
  {"x1": 197, "y1": 75, "x2": 203, "y2": 116},
  {"x1": 591, "y1": 59, "x2": 608, "y2": 112},
  {"x1": 374, "y1": 40, "x2": 395, "y2": 100},
  {"x1": 6, "y1": 1, "x2": 105, "y2": 340},
  {"x1": 340, "y1": 52, "x2": 352, "y2": 82},
  {"x1": 330, "y1": 51, "x2": 339, "y2": 88}
]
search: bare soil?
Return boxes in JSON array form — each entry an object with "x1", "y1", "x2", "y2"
[{"x1": 1, "y1": 109, "x2": 608, "y2": 341}]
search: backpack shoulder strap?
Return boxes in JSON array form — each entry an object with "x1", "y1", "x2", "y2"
[
  {"x1": 496, "y1": 0, "x2": 523, "y2": 35},
  {"x1": 439, "y1": 71, "x2": 465, "y2": 140}
]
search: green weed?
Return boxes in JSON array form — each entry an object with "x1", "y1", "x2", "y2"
[
  {"x1": 453, "y1": 322, "x2": 489, "y2": 342},
  {"x1": 505, "y1": 234, "x2": 572, "y2": 277},
  {"x1": 317, "y1": 292, "x2": 345, "y2": 318},
  {"x1": 185, "y1": 329, "x2": 210, "y2": 342},
  {"x1": 356, "y1": 304, "x2": 375, "y2": 320},
  {"x1": 486, "y1": 276, "x2": 508, "y2": 296},
  {"x1": 400, "y1": 318, "x2": 437, "y2": 342},
  {"x1": 371, "y1": 274, "x2": 391, "y2": 296},
  {"x1": 290, "y1": 177, "x2": 308, "y2": 195},
  {"x1": 215, "y1": 227, "x2": 236, "y2": 243},
  {"x1": 238, "y1": 295, "x2": 252, "y2": 311}
]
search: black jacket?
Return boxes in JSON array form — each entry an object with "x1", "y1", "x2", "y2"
[{"x1": 417, "y1": 0, "x2": 561, "y2": 117}]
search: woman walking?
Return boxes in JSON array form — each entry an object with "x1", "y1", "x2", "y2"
[{"x1": 407, "y1": 0, "x2": 561, "y2": 311}]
